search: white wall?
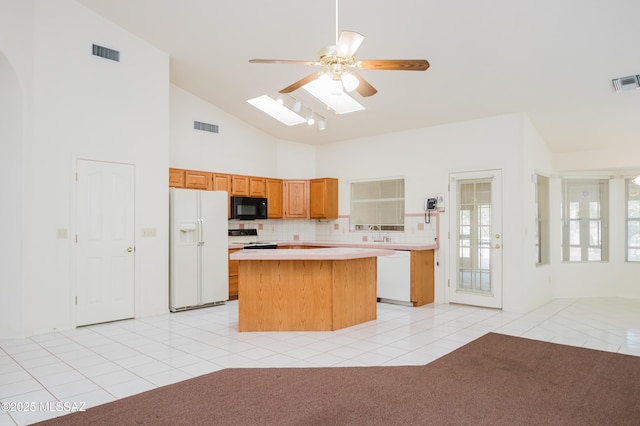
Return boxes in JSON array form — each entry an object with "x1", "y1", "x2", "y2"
[
  {"x1": 551, "y1": 147, "x2": 640, "y2": 300},
  {"x1": 170, "y1": 83, "x2": 317, "y2": 179},
  {"x1": 170, "y1": 84, "x2": 279, "y2": 177},
  {"x1": 0, "y1": 53, "x2": 26, "y2": 338},
  {"x1": 316, "y1": 113, "x2": 553, "y2": 312},
  {"x1": 0, "y1": 0, "x2": 35, "y2": 339},
  {"x1": 0, "y1": 0, "x2": 171, "y2": 338},
  {"x1": 515, "y1": 116, "x2": 554, "y2": 311}
]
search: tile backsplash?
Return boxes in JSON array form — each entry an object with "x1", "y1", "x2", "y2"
[{"x1": 229, "y1": 214, "x2": 439, "y2": 245}]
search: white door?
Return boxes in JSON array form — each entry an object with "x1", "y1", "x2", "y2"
[
  {"x1": 449, "y1": 170, "x2": 503, "y2": 309},
  {"x1": 76, "y1": 160, "x2": 135, "y2": 326}
]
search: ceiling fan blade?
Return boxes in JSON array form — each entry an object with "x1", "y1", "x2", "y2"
[
  {"x1": 336, "y1": 31, "x2": 365, "y2": 57},
  {"x1": 358, "y1": 59, "x2": 430, "y2": 71},
  {"x1": 249, "y1": 59, "x2": 317, "y2": 66},
  {"x1": 279, "y1": 73, "x2": 322, "y2": 94},
  {"x1": 352, "y1": 72, "x2": 377, "y2": 97}
]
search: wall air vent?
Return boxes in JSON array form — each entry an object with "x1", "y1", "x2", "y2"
[
  {"x1": 194, "y1": 121, "x2": 219, "y2": 134},
  {"x1": 611, "y1": 74, "x2": 640, "y2": 92},
  {"x1": 92, "y1": 44, "x2": 120, "y2": 62}
]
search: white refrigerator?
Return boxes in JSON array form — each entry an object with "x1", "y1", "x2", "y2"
[{"x1": 170, "y1": 188, "x2": 229, "y2": 311}]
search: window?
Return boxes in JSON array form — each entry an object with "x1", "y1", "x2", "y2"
[
  {"x1": 350, "y1": 178, "x2": 404, "y2": 231},
  {"x1": 561, "y1": 179, "x2": 609, "y2": 262},
  {"x1": 535, "y1": 174, "x2": 550, "y2": 265},
  {"x1": 626, "y1": 178, "x2": 640, "y2": 262}
]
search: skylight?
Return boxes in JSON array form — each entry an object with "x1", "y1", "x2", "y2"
[{"x1": 246, "y1": 95, "x2": 306, "y2": 126}]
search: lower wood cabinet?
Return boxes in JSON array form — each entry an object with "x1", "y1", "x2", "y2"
[
  {"x1": 228, "y1": 248, "x2": 241, "y2": 300},
  {"x1": 410, "y1": 250, "x2": 435, "y2": 306},
  {"x1": 377, "y1": 249, "x2": 434, "y2": 306}
]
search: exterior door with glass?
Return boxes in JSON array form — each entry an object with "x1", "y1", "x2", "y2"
[{"x1": 449, "y1": 170, "x2": 503, "y2": 309}]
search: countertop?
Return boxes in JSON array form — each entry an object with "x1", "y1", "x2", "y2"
[
  {"x1": 229, "y1": 247, "x2": 395, "y2": 261},
  {"x1": 228, "y1": 240, "x2": 437, "y2": 251}
]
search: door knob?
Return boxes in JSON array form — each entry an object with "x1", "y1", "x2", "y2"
[
  {"x1": 495, "y1": 234, "x2": 501, "y2": 239},
  {"x1": 494, "y1": 244, "x2": 501, "y2": 249},
  {"x1": 127, "y1": 247, "x2": 134, "y2": 253}
]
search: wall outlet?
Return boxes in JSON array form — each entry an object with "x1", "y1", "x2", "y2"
[
  {"x1": 141, "y1": 227, "x2": 157, "y2": 237},
  {"x1": 56, "y1": 228, "x2": 68, "y2": 239}
]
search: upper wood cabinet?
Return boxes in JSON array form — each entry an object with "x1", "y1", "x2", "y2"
[
  {"x1": 184, "y1": 170, "x2": 211, "y2": 190},
  {"x1": 212, "y1": 173, "x2": 232, "y2": 218},
  {"x1": 310, "y1": 178, "x2": 338, "y2": 219},
  {"x1": 265, "y1": 178, "x2": 283, "y2": 219},
  {"x1": 283, "y1": 180, "x2": 309, "y2": 219},
  {"x1": 168, "y1": 169, "x2": 337, "y2": 221},
  {"x1": 249, "y1": 177, "x2": 266, "y2": 197},
  {"x1": 231, "y1": 175, "x2": 249, "y2": 196},
  {"x1": 169, "y1": 168, "x2": 185, "y2": 188},
  {"x1": 212, "y1": 173, "x2": 231, "y2": 193},
  {"x1": 231, "y1": 175, "x2": 266, "y2": 197}
]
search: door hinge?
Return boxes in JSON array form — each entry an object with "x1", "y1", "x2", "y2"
[
  {"x1": 75, "y1": 235, "x2": 78, "y2": 243},
  {"x1": 75, "y1": 172, "x2": 78, "y2": 182},
  {"x1": 448, "y1": 231, "x2": 450, "y2": 239},
  {"x1": 75, "y1": 296, "x2": 78, "y2": 304},
  {"x1": 447, "y1": 279, "x2": 450, "y2": 287},
  {"x1": 448, "y1": 183, "x2": 450, "y2": 192}
]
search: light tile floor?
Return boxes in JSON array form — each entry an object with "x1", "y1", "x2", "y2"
[{"x1": 1, "y1": 297, "x2": 640, "y2": 425}]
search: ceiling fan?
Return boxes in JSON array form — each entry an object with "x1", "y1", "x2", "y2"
[{"x1": 249, "y1": 0, "x2": 430, "y2": 98}]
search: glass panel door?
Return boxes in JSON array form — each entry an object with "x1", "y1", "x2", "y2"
[{"x1": 449, "y1": 170, "x2": 502, "y2": 308}]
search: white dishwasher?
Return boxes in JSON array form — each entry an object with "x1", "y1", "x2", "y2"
[{"x1": 377, "y1": 250, "x2": 412, "y2": 305}]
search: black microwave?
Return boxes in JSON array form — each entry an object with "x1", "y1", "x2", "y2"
[{"x1": 230, "y1": 196, "x2": 268, "y2": 220}]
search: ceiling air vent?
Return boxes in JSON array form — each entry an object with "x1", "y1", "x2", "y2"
[
  {"x1": 611, "y1": 74, "x2": 640, "y2": 92},
  {"x1": 194, "y1": 121, "x2": 219, "y2": 134},
  {"x1": 92, "y1": 44, "x2": 120, "y2": 62}
]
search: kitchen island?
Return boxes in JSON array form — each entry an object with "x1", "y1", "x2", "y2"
[{"x1": 230, "y1": 247, "x2": 394, "y2": 332}]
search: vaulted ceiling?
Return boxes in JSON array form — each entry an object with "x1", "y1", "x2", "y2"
[{"x1": 77, "y1": 0, "x2": 640, "y2": 153}]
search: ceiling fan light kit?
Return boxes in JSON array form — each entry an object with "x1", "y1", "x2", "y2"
[{"x1": 248, "y1": 0, "x2": 429, "y2": 125}]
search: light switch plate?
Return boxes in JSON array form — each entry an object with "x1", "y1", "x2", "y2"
[
  {"x1": 56, "y1": 228, "x2": 68, "y2": 239},
  {"x1": 141, "y1": 228, "x2": 157, "y2": 237}
]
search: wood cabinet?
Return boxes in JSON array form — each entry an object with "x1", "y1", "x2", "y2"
[
  {"x1": 228, "y1": 248, "x2": 241, "y2": 300},
  {"x1": 265, "y1": 178, "x2": 283, "y2": 218},
  {"x1": 283, "y1": 180, "x2": 309, "y2": 218},
  {"x1": 212, "y1": 173, "x2": 231, "y2": 192},
  {"x1": 169, "y1": 168, "x2": 185, "y2": 188},
  {"x1": 249, "y1": 177, "x2": 266, "y2": 197},
  {"x1": 377, "y1": 249, "x2": 434, "y2": 307},
  {"x1": 184, "y1": 170, "x2": 211, "y2": 190},
  {"x1": 410, "y1": 250, "x2": 435, "y2": 306},
  {"x1": 237, "y1": 256, "x2": 377, "y2": 331},
  {"x1": 230, "y1": 175, "x2": 266, "y2": 197},
  {"x1": 231, "y1": 175, "x2": 249, "y2": 196},
  {"x1": 168, "y1": 169, "x2": 338, "y2": 222},
  {"x1": 309, "y1": 178, "x2": 338, "y2": 219},
  {"x1": 212, "y1": 173, "x2": 232, "y2": 218}
]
